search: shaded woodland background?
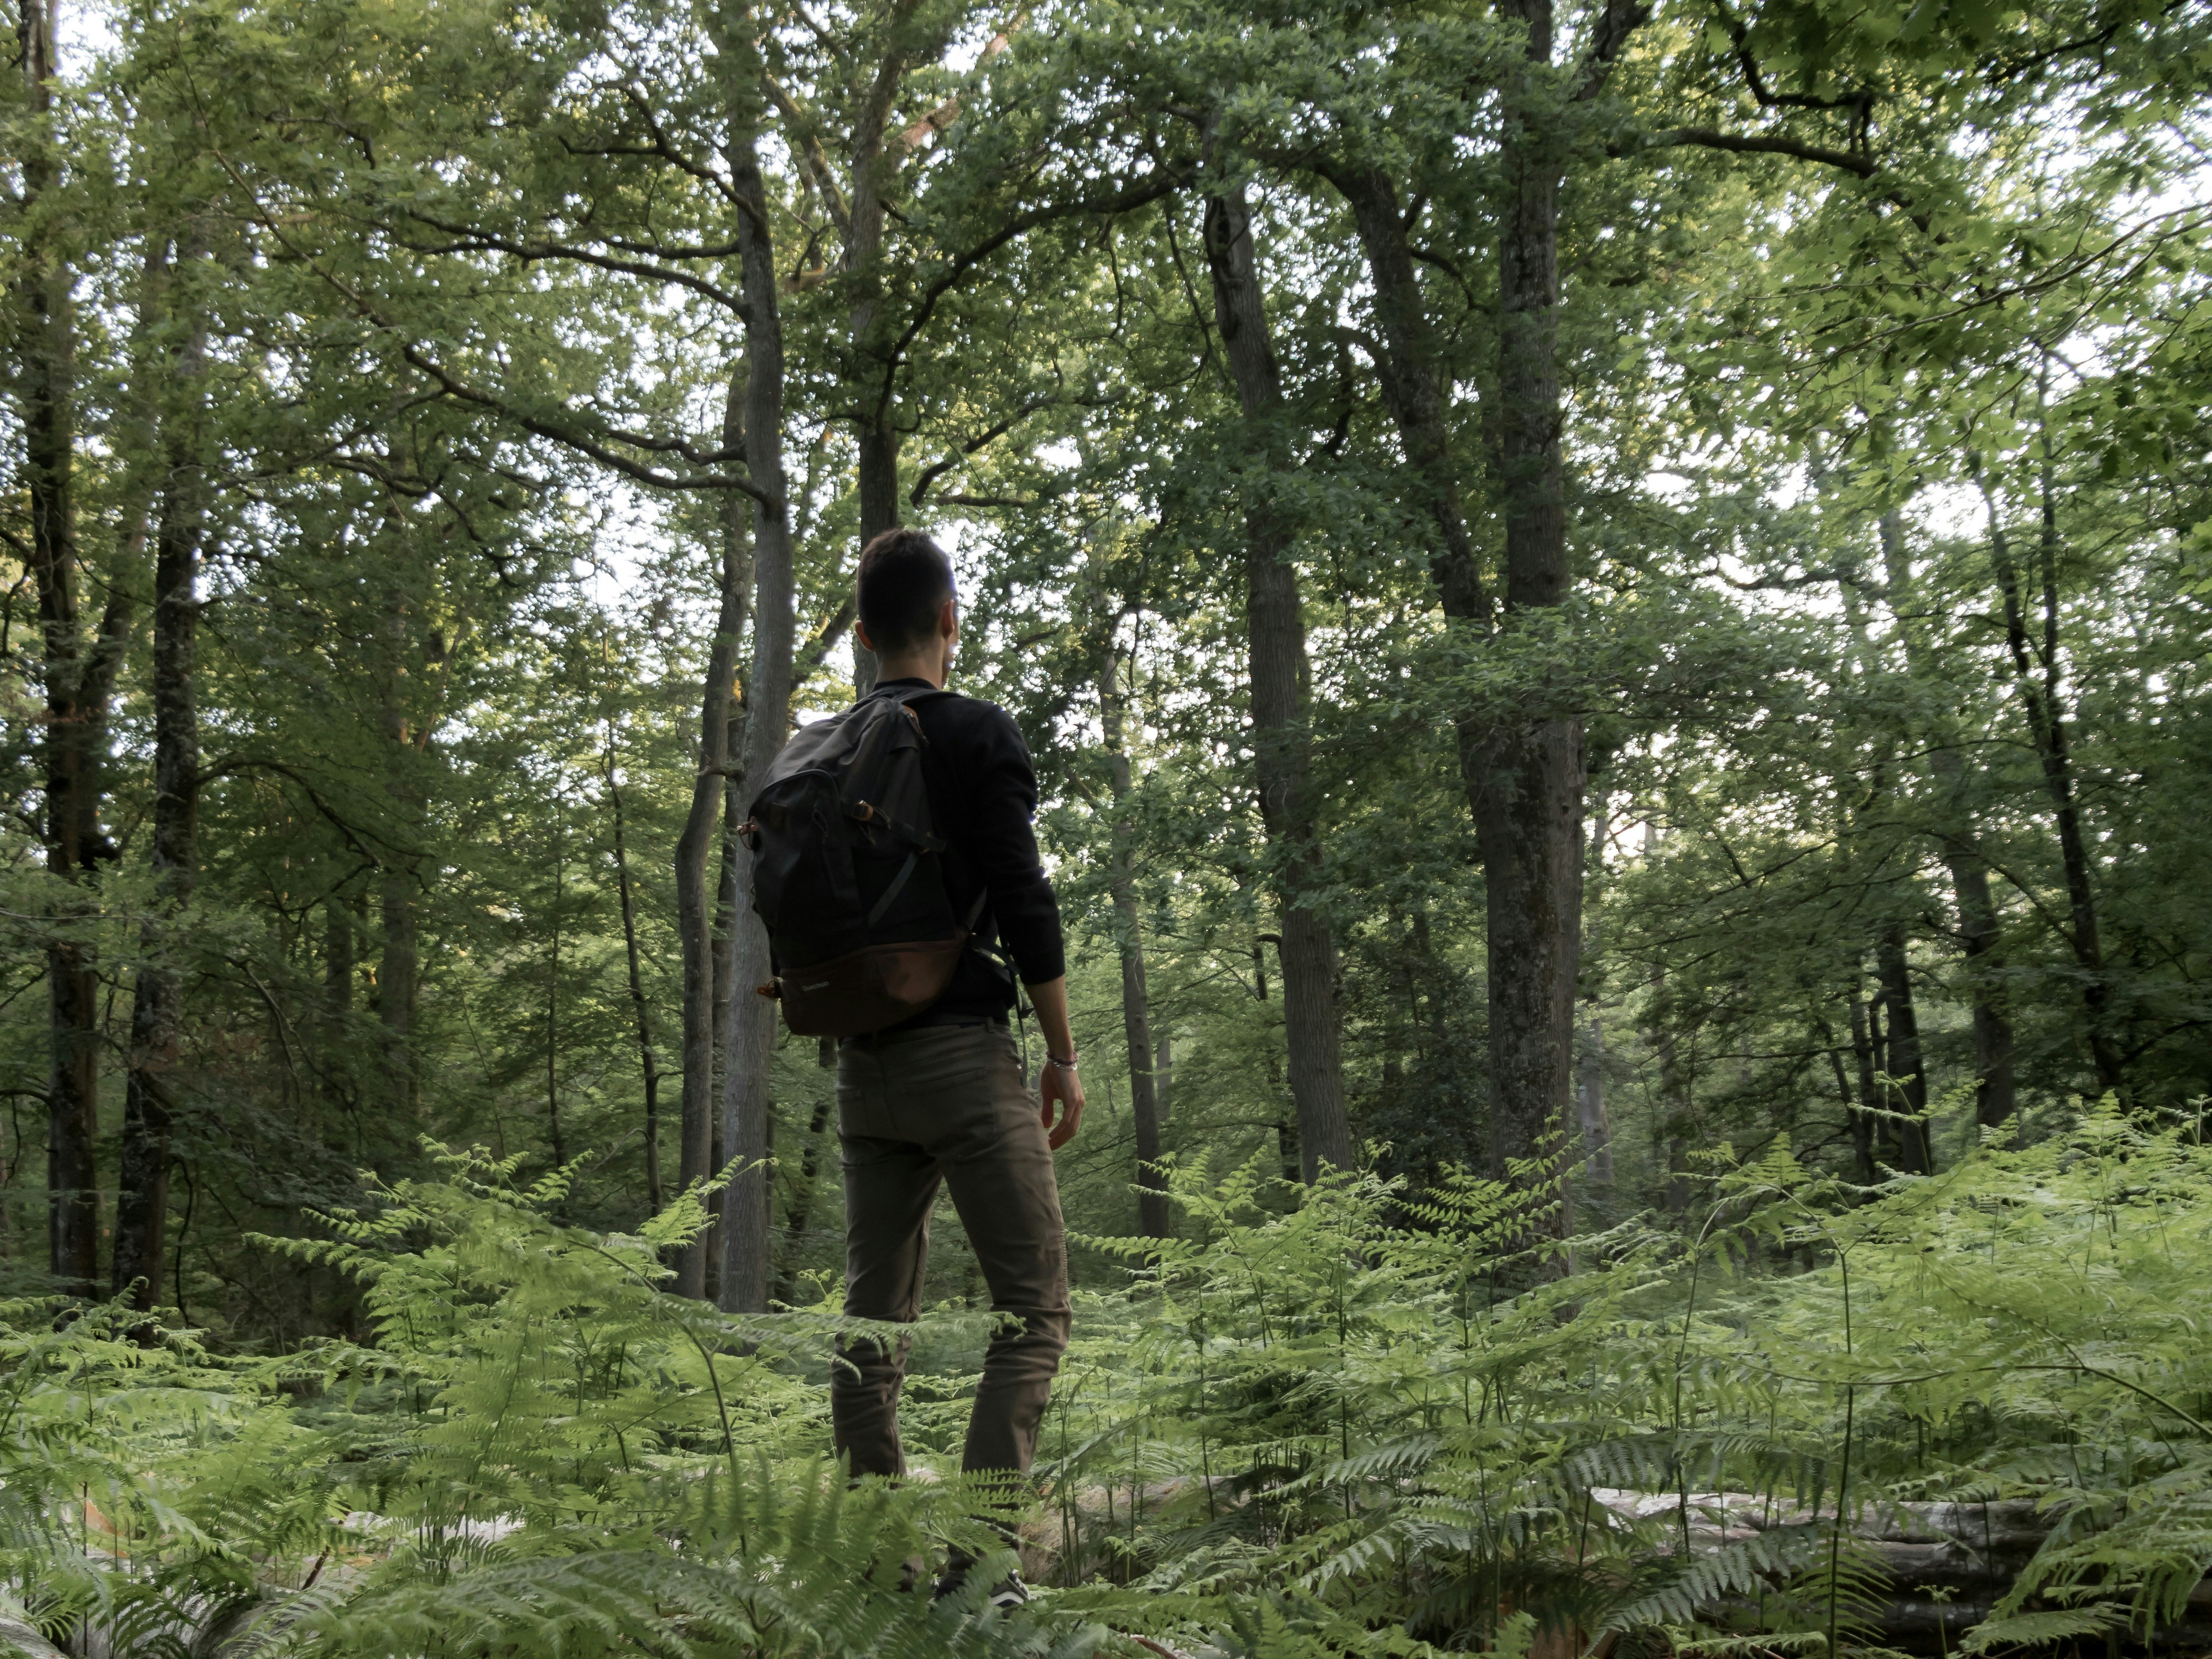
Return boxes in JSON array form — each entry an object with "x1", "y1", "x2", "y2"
[{"x1": 1, "y1": 0, "x2": 2207, "y2": 1379}]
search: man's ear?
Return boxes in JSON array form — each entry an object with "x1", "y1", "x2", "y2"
[
  {"x1": 854, "y1": 618, "x2": 876, "y2": 653},
  {"x1": 938, "y1": 596, "x2": 958, "y2": 639}
]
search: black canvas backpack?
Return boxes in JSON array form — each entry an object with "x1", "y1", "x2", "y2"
[{"x1": 742, "y1": 683, "x2": 988, "y2": 1037}]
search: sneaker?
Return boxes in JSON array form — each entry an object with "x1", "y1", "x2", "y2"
[{"x1": 932, "y1": 1563, "x2": 1030, "y2": 1611}]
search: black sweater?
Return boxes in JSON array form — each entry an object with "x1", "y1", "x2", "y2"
[{"x1": 874, "y1": 679, "x2": 1066, "y2": 1025}]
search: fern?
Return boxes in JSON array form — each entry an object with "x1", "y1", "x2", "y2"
[{"x1": 7, "y1": 1110, "x2": 2211, "y2": 1657}]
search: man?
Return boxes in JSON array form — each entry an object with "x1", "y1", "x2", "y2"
[{"x1": 833, "y1": 526, "x2": 1085, "y2": 1606}]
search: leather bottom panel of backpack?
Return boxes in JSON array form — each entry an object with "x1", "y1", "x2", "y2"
[{"x1": 774, "y1": 934, "x2": 968, "y2": 1038}]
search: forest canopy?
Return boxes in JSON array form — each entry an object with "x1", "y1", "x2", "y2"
[{"x1": 2, "y1": 0, "x2": 2209, "y2": 1647}]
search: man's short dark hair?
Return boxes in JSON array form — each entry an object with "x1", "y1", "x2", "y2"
[{"x1": 857, "y1": 528, "x2": 955, "y2": 655}]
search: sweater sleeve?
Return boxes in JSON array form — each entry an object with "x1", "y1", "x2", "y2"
[{"x1": 959, "y1": 704, "x2": 1067, "y2": 985}]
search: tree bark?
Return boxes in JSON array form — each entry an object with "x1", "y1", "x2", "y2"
[
  {"x1": 116, "y1": 241, "x2": 208, "y2": 1310},
  {"x1": 1098, "y1": 666, "x2": 1167, "y2": 1235},
  {"x1": 718, "y1": 28, "x2": 797, "y2": 1316},
  {"x1": 1877, "y1": 513, "x2": 2016, "y2": 1130},
  {"x1": 1201, "y1": 180, "x2": 1353, "y2": 1182},
  {"x1": 672, "y1": 374, "x2": 749, "y2": 1296},
  {"x1": 604, "y1": 728, "x2": 665, "y2": 1215}
]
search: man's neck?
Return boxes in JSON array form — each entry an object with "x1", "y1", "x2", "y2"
[{"x1": 875, "y1": 654, "x2": 946, "y2": 689}]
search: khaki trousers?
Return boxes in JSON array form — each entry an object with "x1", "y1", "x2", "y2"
[{"x1": 832, "y1": 1022, "x2": 1071, "y2": 1478}]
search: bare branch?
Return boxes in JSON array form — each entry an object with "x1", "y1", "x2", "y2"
[{"x1": 1642, "y1": 127, "x2": 1878, "y2": 177}]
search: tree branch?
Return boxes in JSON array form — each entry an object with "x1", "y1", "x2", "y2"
[
  {"x1": 1641, "y1": 127, "x2": 1877, "y2": 177},
  {"x1": 398, "y1": 212, "x2": 749, "y2": 315},
  {"x1": 908, "y1": 397, "x2": 1056, "y2": 507}
]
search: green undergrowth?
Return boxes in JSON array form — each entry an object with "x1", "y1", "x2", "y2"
[{"x1": 3, "y1": 1104, "x2": 2208, "y2": 1658}]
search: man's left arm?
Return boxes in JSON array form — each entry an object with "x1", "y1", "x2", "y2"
[{"x1": 963, "y1": 705, "x2": 1083, "y2": 1149}]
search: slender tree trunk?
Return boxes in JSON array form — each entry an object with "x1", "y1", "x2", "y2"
[
  {"x1": 545, "y1": 801, "x2": 565, "y2": 1170},
  {"x1": 671, "y1": 375, "x2": 749, "y2": 1295},
  {"x1": 604, "y1": 730, "x2": 665, "y2": 1214},
  {"x1": 115, "y1": 244, "x2": 207, "y2": 1309},
  {"x1": 1201, "y1": 179, "x2": 1353, "y2": 1182},
  {"x1": 719, "y1": 28, "x2": 798, "y2": 1315},
  {"x1": 1878, "y1": 512, "x2": 2016, "y2": 1129},
  {"x1": 1575, "y1": 801, "x2": 1612, "y2": 1185},
  {"x1": 1655, "y1": 1022, "x2": 1691, "y2": 1216},
  {"x1": 378, "y1": 595, "x2": 420, "y2": 1123},
  {"x1": 1875, "y1": 926, "x2": 1932, "y2": 1173},
  {"x1": 708, "y1": 773, "x2": 742, "y2": 1292},
  {"x1": 1098, "y1": 666, "x2": 1167, "y2": 1236},
  {"x1": 1976, "y1": 454, "x2": 2123, "y2": 1098},
  {"x1": 20, "y1": 0, "x2": 91, "y2": 1294},
  {"x1": 324, "y1": 900, "x2": 354, "y2": 1016},
  {"x1": 773, "y1": 1086, "x2": 831, "y2": 1308},
  {"x1": 845, "y1": 32, "x2": 909, "y2": 700},
  {"x1": 1154, "y1": 1029, "x2": 1172, "y2": 1123},
  {"x1": 1847, "y1": 986, "x2": 1881, "y2": 1183},
  {"x1": 1817, "y1": 1019, "x2": 1874, "y2": 1188}
]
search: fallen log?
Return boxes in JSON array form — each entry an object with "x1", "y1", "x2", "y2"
[{"x1": 1592, "y1": 1490, "x2": 2212, "y2": 1655}]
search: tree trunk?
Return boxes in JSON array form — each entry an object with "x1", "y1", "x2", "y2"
[
  {"x1": 545, "y1": 802, "x2": 566, "y2": 1170},
  {"x1": 1484, "y1": 0, "x2": 1585, "y2": 1184},
  {"x1": 1154, "y1": 1029, "x2": 1172, "y2": 1123},
  {"x1": 18, "y1": 0, "x2": 130, "y2": 1295},
  {"x1": 325, "y1": 899, "x2": 354, "y2": 1016},
  {"x1": 707, "y1": 771, "x2": 742, "y2": 1292},
  {"x1": 1847, "y1": 986, "x2": 1881, "y2": 1184},
  {"x1": 1575, "y1": 802, "x2": 1611, "y2": 1185},
  {"x1": 845, "y1": 35, "x2": 908, "y2": 701},
  {"x1": 671, "y1": 375, "x2": 750, "y2": 1296},
  {"x1": 1647, "y1": 946, "x2": 1695, "y2": 1219},
  {"x1": 1977, "y1": 451, "x2": 2123, "y2": 1099},
  {"x1": 604, "y1": 729, "x2": 665, "y2": 1215},
  {"x1": 1098, "y1": 666, "x2": 1167, "y2": 1236},
  {"x1": 115, "y1": 243, "x2": 207, "y2": 1310},
  {"x1": 1818, "y1": 1021, "x2": 1874, "y2": 1188},
  {"x1": 773, "y1": 1084, "x2": 831, "y2": 1308},
  {"x1": 1878, "y1": 512, "x2": 2016, "y2": 1130},
  {"x1": 718, "y1": 31, "x2": 797, "y2": 1316},
  {"x1": 1201, "y1": 180, "x2": 1353, "y2": 1182},
  {"x1": 1656, "y1": 1039, "x2": 1691, "y2": 1215},
  {"x1": 378, "y1": 591, "x2": 420, "y2": 1124},
  {"x1": 1875, "y1": 926, "x2": 1933, "y2": 1173},
  {"x1": 1332, "y1": 139, "x2": 1581, "y2": 1184}
]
